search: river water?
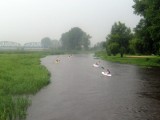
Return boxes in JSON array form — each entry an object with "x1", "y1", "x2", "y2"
[{"x1": 26, "y1": 54, "x2": 160, "y2": 120}]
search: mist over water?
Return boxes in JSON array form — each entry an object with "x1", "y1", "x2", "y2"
[{"x1": 0, "y1": 0, "x2": 140, "y2": 45}]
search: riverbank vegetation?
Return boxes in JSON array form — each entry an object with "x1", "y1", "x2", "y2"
[
  {"x1": 95, "y1": 51, "x2": 160, "y2": 67},
  {"x1": 93, "y1": 0, "x2": 160, "y2": 67},
  {"x1": 0, "y1": 52, "x2": 50, "y2": 120},
  {"x1": 93, "y1": 0, "x2": 160, "y2": 58}
]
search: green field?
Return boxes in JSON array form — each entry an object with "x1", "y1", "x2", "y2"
[
  {"x1": 0, "y1": 52, "x2": 50, "y2": 120},
  {"x1": 95, "y1": 51, "x2": 160, "y2": 67}
]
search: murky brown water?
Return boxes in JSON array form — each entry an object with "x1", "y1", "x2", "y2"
[{"x1": 26, "y1": 54, "x2": 160, "y2": 120}]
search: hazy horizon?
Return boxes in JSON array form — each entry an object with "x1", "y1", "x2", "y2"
[{"x1": 0, "y1": 0, "x2": 140, "y2": 46}]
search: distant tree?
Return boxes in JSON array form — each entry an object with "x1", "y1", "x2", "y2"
[
  {"x1": 82, "y1": 34, "x2": 91, "y2": 50},
  {"x1": 93, "y1": 41, "x2": 106, "y2": 51},
  {"x1": 106, "y1": 22, "x2": 133, "y2": 57},
  {"x1": 51, "y1": 39, "x2": 61, "y2": 49},
  {"x1": 68, "y1": 27, "x2": 84, "y2": 50},
  {"x1": 60, "y1": 27, "x2": 91, "y2": 50},
  {"x1": 60, "y1": 32, "x2": 70, "y2": 50},
  {"x1": 41, "y1": 37, "x2": 52, "y2": 48}
]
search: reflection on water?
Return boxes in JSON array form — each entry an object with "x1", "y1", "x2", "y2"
[
  {"x1": 98, "y1": 59, "x2": 160, "y2": 120},
  {"x1": 138, "y1": 67, "x2": 160, "y2": 101}
]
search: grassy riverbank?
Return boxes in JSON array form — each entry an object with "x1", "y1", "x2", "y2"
[
  {"x1": 95, "y1": 51, "x2": 160, "y2": 67},
  {"x1": 0, "y1": 52, "x2": 50, "y2": 120}
]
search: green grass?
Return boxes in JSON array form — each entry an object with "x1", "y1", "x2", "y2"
[
  {"x1": 95, "y1": 51, "x2": 160, "y2": 67},
  {"x1": 0, "y1": 52, "x2": 50, "y2": 120}
]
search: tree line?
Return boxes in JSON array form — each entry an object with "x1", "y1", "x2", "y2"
[
  {"x1": 94, "y1": 0, "x2": 160, "y2": 57},
  {"x1": 41, "y1": 27, "x2": 91, "y2": 51},
  {"x1": 41, "y1": 0, "x2": 160, "y2": 56}
]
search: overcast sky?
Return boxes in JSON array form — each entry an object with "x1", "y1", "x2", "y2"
[{"x1": 0, "y1": 0, "x2": 140, "y2": 45}]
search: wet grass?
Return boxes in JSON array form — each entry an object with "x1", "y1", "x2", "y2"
[
  {"x1": 0, "y1": 53, "x2": 50, "y2": 120},
  {"x1": 95, "y1": 51, "x2": 160, "y2": 67}
]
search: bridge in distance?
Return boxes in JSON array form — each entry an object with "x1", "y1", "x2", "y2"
[{"x1": 0, "y1": 41, "x2": 43, "y2": 50}]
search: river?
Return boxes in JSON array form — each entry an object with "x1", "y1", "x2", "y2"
[{"x1": 26, "y1": 54, "x2": 160, "y2": 120}]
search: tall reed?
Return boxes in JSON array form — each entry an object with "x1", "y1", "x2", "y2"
[{"x1": 0, "y1": 53, "x2": 50, "y2": 120}]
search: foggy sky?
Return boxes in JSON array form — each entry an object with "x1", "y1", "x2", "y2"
[{"x1": 0, "y1": 0, "x2": 140, "y2": 46}]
